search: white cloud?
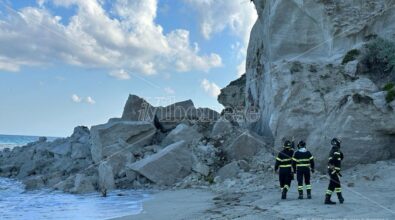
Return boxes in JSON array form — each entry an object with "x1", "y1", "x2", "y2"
[
  {"x1": 164, "y1": 87, "x2": 175, "y2": 95},
  {"x1": 184, "y1": 0, "x2": 257, "y2": 45},
  {"x1": 184, "y1": 0, "x2": 257, "y2": 76},
  {"x1": 201, "y1": 78, "x2": 221, "y2": 98},
  {"x1": 109, "y1": 69, "x2": 131, "y2": 80},
  {"x1": 72, "y1": 94, "x2": 95, "y2": 104},
  {"x1": 85, "y1": 96, "x2": 96, "y2": 104},
  {"x1": 0, "y1": 0, "x2": 222, "y2": 74},
  {"x1": 71, "y1": 94, "x2": 82, "y2": 103},
  {"x1": 237, "y1": 60, "x2": 246, "y2": 77}
]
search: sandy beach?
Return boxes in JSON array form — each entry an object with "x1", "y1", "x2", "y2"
[
  {"x1": 113, "y1": 189, "x2": 214, "y2": 220},
  {"x1": 114, "y1": 162, "x2": 395, "y2": 220}
]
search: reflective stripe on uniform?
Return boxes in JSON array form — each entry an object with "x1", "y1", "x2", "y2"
[
  {"x1": 276, "y1": 157, "x2": 281, "y2": 161},
  {"x1": 335, "y1": 188, "x2": 342, "y2": 193},
  {"x1": 296, "y1": 164, "x2": 310, "y2": 167},
  {"x1": 326, "y1": 190, "x2": 333, "y2": 195},
  {"x1": 309, "y1": 156, "x2": 314, "y2": 160},
  {"x1": 334, "y1": 167, "x2": 341, "y2": 170},
  {"x1": 277, "y1": 157, "x2": 292, "y2": 162},
  {"x1": 279, "y1": 164, "x2": 292, "y2": 168},
  {"x1": 284, "y1": 185, "x2": 289, "y2": 190},
  {"x1": 298, "y1": 186, "x2": 304, "y2": 190},
  {"x1": 306, "y1": 185, "x2": 312, "y2": 190},
  {"x1": 334, "y1": 152, "x2": 341, "y2": 155},
  {"x1": 294, "y1": 158, "x2": 311, "y2": 162}
]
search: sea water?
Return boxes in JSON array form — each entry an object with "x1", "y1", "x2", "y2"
[
  {"x1": 0, "y1": 135, "x2": 151, "y2": 219},
  {"x1": 0, "y1": 134, "x2": 58, "y2": 150},
  {"x1": 0, "y1": 178, "x2": 150, "y2": 220}
]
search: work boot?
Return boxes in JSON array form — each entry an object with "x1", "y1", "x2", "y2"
[
  {"x1": 307, "y1": 189, "x2": 312, "y2": 199},
  {"x1": 298, "y1": 190, "x2": 303, "y2": 200},
  {"x1": 337, "y1": 193, "x2": 344, "y2": 204},
  {"x1": 325, "y1": 194, "x2": 336, "y2": 205},
  {"x1": 281, "y1": 189, "x2": 287, "y2": 200}
]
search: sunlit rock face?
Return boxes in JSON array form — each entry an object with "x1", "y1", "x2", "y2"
[{"x1": 245, "y1": 0, "x2": 395, "y2": 169}]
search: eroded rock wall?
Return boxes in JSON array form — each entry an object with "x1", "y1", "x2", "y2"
[{"x1": 243, "y1": 0, "x2": 395, "y2": 169}]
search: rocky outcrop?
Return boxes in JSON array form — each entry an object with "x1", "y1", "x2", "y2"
[
  {"x1": 121, "y1": 94, "x2": 155, "y2": 121},
  {"x1": 70, "y1": 174, "x2": 96, "y2": 194},
  {"x1": 130, "y1": 141, "x2": 193, "y2": 185},
  {"x1": 98, "y1": 162, "x2": 115, "y2": 191},
  {"x1": 90, "y1": 121, "x2": 156, "y2": 163},
  {"x1": 121, "y1": 95, "x2": 220, "y2": 131},
  {"x1": 161, "y1": 124, "x2": 203, "y2": 146},
  {"x1": 211, "y1": 117, "x2": 233, "y2": 137},
  {"x1": 0, "y1": 126, "x2": 96, "y2": 193},
  {"x1": 242, "y1": 0, "x2": 395, "y2": 170},
  {"x1": 225, "y1": 131, "x2": 268, "y2": 162},
  {"x1": 1, "y1": 90, "x2": 259, "y2": 194},
  {"x1": 0, "y1": 94, "x2": 230, "y2": 193},
  {"x1": 215, "y1": 161, "x2": 241, "y2": 182},
  {"x1": 218, "y1": 74, "x2": 246, "y2": 110}
]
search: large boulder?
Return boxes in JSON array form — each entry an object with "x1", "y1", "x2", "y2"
[
  {"x1": 49, "y1": 140, "x2": 71, "y2": 157},
  {"x1": 71, "y1": 142, "x2": 91, "y2": 160},
  {"x1": 98, "y1": 162, "x2": 115, "y2": 191},
  {"x1": 225, "y1": 130, "x2": 267, "y2": 161},
  {"x1": 155, "y1": 100, "x2": 195, "y2": 121},
  {"x1": 211, "y1": 117, "x2": 233, "y2": 137},
  {"x1": 218, "y1": 74, "x2": 246, "y2": 110},
  {"x1": 120, "y1": 94, "x2": 220, "y2": 131},
  {"x1": 70, "y1": 126, "x2": 90, "y2": 143},
  {"x1": 23, "y1": 175, "x2": 46, "y2": 190},
  {"x1": 161, "y1": 124, "x2": 203, "y2": 146},
  {"x1": 70, "y1": 174, "x2": 96, "y2": 194},
  {"x1": 215, "y1": 161, "x2": 241, "y2": 182},
  {"x1": 130, "y1": 141, "x2": 193, "y2": 185},
  {"x1": 90, "y1": 121, "x2": 156, "y2": 163},
  {"x1": 121, "y1": 95, "x2": 155, "y2": 121}
]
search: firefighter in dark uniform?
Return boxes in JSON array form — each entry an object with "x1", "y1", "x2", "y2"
[
  {"x1": 325, "y1": 138, "x2": 345, "y2": 205},
  {"x1": 275, "y1": 140, "x2": 295, "y2": 200},
  {"x1": 292, "y1": 140, "x2": 315, "y2": 199}
]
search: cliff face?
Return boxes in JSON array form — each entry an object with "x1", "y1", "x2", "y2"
[{"x1": 240, "y1": 0, "x2": 395, "y2": 169}]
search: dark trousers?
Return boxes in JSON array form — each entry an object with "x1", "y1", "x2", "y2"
[
  {"x1": 326, "y1": 170, "x2": 341, "y2": 195},
  {"x1": 297, "y1": 167, "x2": 311, "y2": 192},
  {"x1": 279, "y1": 167, "x2": 293, "y2": 191}
]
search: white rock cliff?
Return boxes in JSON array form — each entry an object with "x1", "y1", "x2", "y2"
[{"x1": 240, "y1": 0, "x2": 395, "y2": 169}]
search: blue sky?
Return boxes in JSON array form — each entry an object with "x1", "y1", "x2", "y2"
[{"x1": 0, "y1": 0, "x2": 256, "y2": 137}]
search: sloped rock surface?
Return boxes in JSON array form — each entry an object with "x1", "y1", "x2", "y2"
[
  {"x1": 90, "y1": 121, "x2": 156, "y2": 163},
  {"x1": 225, "y1": 131, "x2": 268, "y2": 162},
  {"x1": 130, "y1": 141, "x2": 193, "y2": 185},
  {"x1": 161, "y1": 124, "x2": 203, "y2": 146}
]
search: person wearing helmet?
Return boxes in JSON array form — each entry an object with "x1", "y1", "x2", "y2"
[
  {"x1": 292, "y1": 140, "x2": 315, "y2": 199},
  {"x1": 275, "y1": 140, "x2": 295, "y2": 200},
  {"x1": 325, "y1": 138, "x2": 345, "y2": 205}
]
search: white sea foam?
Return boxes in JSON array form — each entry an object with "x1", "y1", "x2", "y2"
[{"x1": 0, "y1": 178, "x2": 151, "y2": 220}]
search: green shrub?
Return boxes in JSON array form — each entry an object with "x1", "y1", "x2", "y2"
[
  {"x1": 383, "y1": 82, "x2": 395, "y2": 91},
  {"x1": 342, "y1": 49, "x2": 360, "y2": 65},
  {"x1": 365, "y1": 38, "x2": 395, "y2": 72},
  {"x1": 386, "y1": 89, "x2": 395, "y2": 103},
  {"x1": 205, "y1": 174, "x2": 215, "y2": 184}
]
